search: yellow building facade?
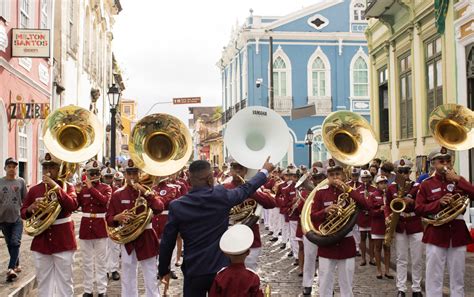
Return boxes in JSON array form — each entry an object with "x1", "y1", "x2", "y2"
[
  {"x1": 365, "y1": 0, "x2": 458, "y2": 175},
  {"x1": 119, "y1": 99, "x2": 138, "y2": 156}
]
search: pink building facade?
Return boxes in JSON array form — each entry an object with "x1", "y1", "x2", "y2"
[{"x1": 0, "y1": 1, "x2": 53, "y2": 186}]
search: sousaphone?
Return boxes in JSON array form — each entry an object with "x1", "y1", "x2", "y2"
[
  {"x1": 25, "y1": 105, "x2": 103, "y2": 236},
  {"x1": 107, "y1": 113, "x2": 192, "y2": 244},
  {"x1": 224, "y1": 106, "x2": 290, "y2": 227},
  {"x1": 301, "y1": 111, "x2": 378, "y2": 246}
]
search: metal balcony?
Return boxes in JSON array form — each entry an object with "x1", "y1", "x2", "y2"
[{"x1": 365, "y1": 0, "x2": 407, "y2": 20}]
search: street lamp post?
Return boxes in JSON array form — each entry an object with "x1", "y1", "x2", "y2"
[
  {"x1": 305, "y1": 128, "x2": 314, "y2": 168},
  {"x1": 107, "y1": 83, "x2": 121, "y2": 169}
]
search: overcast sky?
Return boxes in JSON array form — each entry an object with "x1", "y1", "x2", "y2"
[{"x1": 113, "y1": 0, "x2": 321, "y2": 123}]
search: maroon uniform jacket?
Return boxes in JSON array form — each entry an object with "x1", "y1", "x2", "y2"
[
  {"x1": 21, "y1": 182, "x2": 78, "y2": 255},
  {"x1": 295, "y1": 188, "x2": 308, "y2": 238},
  {"x1": 368, "y1": 189, "x2": 386, "y2": 236},
  {"x1": 355, "y1": 183, "x2": 376, "y2": 228},
  {"x1": 106, "y1": 185, "x2": 164, "y2": 261},
  {"x1": 347, "y1": 180, "x2": 362, "y2": 189},
  {"x1": 282, "y1": 181, "x2": 298, "y2": 221},
  {"x1": 77, "y1": 182, "x2": 112, "y2": 239},
  {"x1": 152, "y1": 181, "x2": 181, "y2": 239},
  {"x1": 224, "y1": 180, "x2": 276, "y2": 248},
  {"x1": 209, "y1": 263, "x2": 263, "y2": 297},
  {"x1": 385, "y1": 181, "x2": 423, "y2": 234},
  {"x1": 415, "y1": 173, "x2": 474, "y2": 248},
  {"x1": 311, "y1": 184, "x2": 368, "y2": 259}
]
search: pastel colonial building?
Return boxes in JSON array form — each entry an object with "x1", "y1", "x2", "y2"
[{"x1": 219, "y1": 0, "x2": 370, "y2": 166}]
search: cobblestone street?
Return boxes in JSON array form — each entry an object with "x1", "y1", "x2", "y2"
[{"x1": 2, "y1": 214, "x2": 474, "y2": 296}]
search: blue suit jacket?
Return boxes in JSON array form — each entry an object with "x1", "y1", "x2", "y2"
[{"x1": 158, "y1": 172, "x2": 267, "y2": 277}]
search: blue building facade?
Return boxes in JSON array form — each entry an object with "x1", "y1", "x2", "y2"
[{"x1": 219, "y1": 0, "x2": 370, "y2": 166}]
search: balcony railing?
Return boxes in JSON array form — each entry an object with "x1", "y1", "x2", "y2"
[
  {"x1": 365, "y1": 0, "x2": 406, "y2": 19},
  {"x1": 271, "y1": 96, "x2": 293, "y2": 116},
  {"x1": 307, "y1": 96, "x2": 332, "y2": 116}
]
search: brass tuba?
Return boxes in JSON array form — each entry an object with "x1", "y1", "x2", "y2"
[
  {"x1": 301, "y1": 111, "x2": 378, "y2": 246},
  {"x1": 424, "y1": 104, "x2": 473, "y2": 225},
  {"x1": 25, "y1": 105, "x2": 103, "y2": 236},
  {"x1": 107, "y1": 113, "x2": 192, "y2": 244}
]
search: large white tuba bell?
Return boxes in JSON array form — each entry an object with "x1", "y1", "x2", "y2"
[{"x1": 224, "y1": 106, "x2": 290, "y2": 169}]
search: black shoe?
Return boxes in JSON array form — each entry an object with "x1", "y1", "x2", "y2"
[
  {"x1": 170, "y1": 271, "x2": 178, "y2": 279},
  {"x1": 356, "y1": 251, "x2": 361, "y2": 257},
  {"x1": 303, "y1": 287, "x2": 312, "y2": 295},
  {"x1": 280, "y1": 243, "x2": 286, "y2": 249},
  {"x1": 278, "y1": 231, "x2": 282, "y2": 236},
  {"x1": 98, "y1": 294, "x2": 107, "y2": 297},
  {"x1": 111, "y1": 271, "x2": 120, "y2": 281},
  {"x1": 293, "y1": 260, "x2": 299, "y2": 266},
  {"x1": 384, "y1": 274, "x2": 394, "y2": 279},
  {"x1": 376, "y1": 275, "x2": 383, "y2": 279},
  {"x1": 265, "y1": 227, "x2": 269, "y2": 231},
  {"x1": 270, "y1": 237, "x2": 278, "y2": 242},
  {"x1": 287, "y1": 251, "x2": 293, "y2": 257},
  {"x1": 412, "y1": 292, "x2": 422, "y2": 297},
  {"x1": 298, "y1": 272, "x2": 303, "y2": 277},
  {"x1": 369, "y1": 260, "x2": 376, "y2": 266},
  {"x1": 397, "y1": 291, "x2": 406, "y2": 297},
  {"x1": 82, "y1": 294, "x2": 93, "y2": 297},
  {"x1": 268, "y1": 231, "x2": 273, "y2": 236}
]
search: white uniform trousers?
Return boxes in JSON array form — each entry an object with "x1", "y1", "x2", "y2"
[
  {"x1": 353, "y1": 225, "x2": 361, "y2": 251},
  {"x1": 395, "y1": 232, "x2": 423, "y2": 293},
  {"x1": 263, "y1": 209, "x2": 270, "y2": 228},
  {"x1": 318, "y1": 257, "x2": 355, "y2": 297},
  {"x1": 106, "y1": 237, "x2": 121, "y2": 273},
  {"x1": 289, "y1": 220, "x2": 299, "y2": 258},
  {"x1": 270, "y1": 208, "x2": 281, "y2": 234},
  {"x1": 302, "y1": 236, "x2": 318, "y2": 288},
  {"x1": 80, "y1": 238, "x2": 108, "y2": 294},
  {"x1": 426, "y1": 243, "x2": 466, "y2": 297},
  {"x1": 244, "y1": 247, "x2": 261, "y2": 272},
  {"x1": 281, "y1": 216, "x2": 290, "y2": 244},
  {"x1": 121, "y1": 246, "x2": 160, "y2": 297},
  {"x1": 33, "y1": 250, "x2": 75, "y2": 297}
]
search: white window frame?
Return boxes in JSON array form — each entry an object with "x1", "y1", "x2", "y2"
[
  {"x1": 19, "y1": 0, "x2": 31, "y2": 28},
  {"x1": 37, "y1": 123, "x2": 46, "y2": 180},
  {"x1": 40, "y1": 0, "x2": 48, "y2": 29},
  {"x1": 307, "y1": 46, "x2": 331, "y2": 99},
  {"x1": 83, "y1": 8, "x2": 91, "y2": 70},
  {"x1": 349, "y1": 47, "x2": 370, "y2": 99},
  {"x1": 350, "y1": 0, "x2": 366, "y2": 22},
  {"x1": 242, "y1": 50, "x2": 248, "y2": 99},
  {"x1": 270, "y1": 46, "x2": 292, "y2": 98},
  {"x1": 0, "y1": 0, "x2": 11, "y2": 22},
  {"x1": 17, "y1": 123, "x2": 33, "y2": 184}
]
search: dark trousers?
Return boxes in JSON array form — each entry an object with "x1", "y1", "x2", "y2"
[
  {"x1": 183, "y1": 273, "x2": 216, "y2": 297},
  {"x1": 0, "y1": 218, "x2": 22, "y2": 269}
]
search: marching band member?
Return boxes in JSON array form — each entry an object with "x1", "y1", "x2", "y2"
[
  {"x1": 368, "y1": 175, "x2": 393, "y2": 280},
  {"x1": 223, "y1": 160, "x2": 276, "y2": 271},
  {"x1": 20, "y1": 153, "x2": 78, "y2": 297},
  {"x1": 356, "y1": 169, "x2": 376, "y2": 266},
  {"x1": 106, "y1": 169, "x2": 123, "y2": 281},
  {"x1": 302, "y1": 166, "x2": 326, "y2": 296},
  {"x1": 153, "y1": 175, "x2": 181, "y2": 280},
  {"x1": 158, "y1": 159, "x2": 273, "y2": 296},
  {"x1": 106, "y1": 159, "x2": 164, "y2": 297},
  {"x1": 101, "y1": 166, "x2": 116, "y2": 187},
  {"x1": 415, "y1": 147, "x2": 474, "y2": 297},
  {"x1": 293, "y1": 175, "x2": 309, "y2": 277},
  {"x1": 77, "y1": 160, "x2": 112, "y2": 297},
  {"x1": 209, "y1": 225, "x2": 263, "y2": 297},
  {"x1": 311, "y1": 159, "x2": 368, "y2": 297},
  {"x1": 347, "y1": 168, "x2": 362, "y2": 256},
  {"x1": 385, "y1": 159, "x2": 423, "y2": 297},
  {"x1": 279, "y1": 166, "x2": 294, "y2": 249},
  {"x1": 284, "y1": 167, "x2": 299, "y2": 262},
  {"x1": 268, "y1": 168, "x2": 283, "y2": 242}
]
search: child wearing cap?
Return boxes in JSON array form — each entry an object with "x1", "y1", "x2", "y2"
[
  {"x1": 209, "y1": 225, "x2": 264, "y2": 297},
  {"x1": 369, "y1": 175, "x2": 393, "y2": 280}
]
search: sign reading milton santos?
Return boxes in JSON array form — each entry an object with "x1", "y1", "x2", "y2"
[
  {"x1": 173, "y1": 97, "x2": 201, "y2": 104},
  {"x1": 12, "y1": 29, "x2": 50, "y2": 58}
]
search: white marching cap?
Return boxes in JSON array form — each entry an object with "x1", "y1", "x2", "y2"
[
  {"x1": 220, "y1": 224, "x2": 254, "y2": 255},
  {"x1": 375, "y1": 175, "x2": 388, "y2": 184}
]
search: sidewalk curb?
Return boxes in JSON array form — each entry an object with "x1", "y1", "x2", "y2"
[{"x1": 7, "y1": 275, "x2": 36, "y2": 297}]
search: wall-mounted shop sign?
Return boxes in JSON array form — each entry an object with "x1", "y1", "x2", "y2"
[
  {"x1": 12, "y1": 29, "x2": 50, "y2": 58},
  {"x1": 9, "y1": 102, "x2": 50, "y2": 119}
]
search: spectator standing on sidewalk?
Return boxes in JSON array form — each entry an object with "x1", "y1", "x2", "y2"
[{"x1": 0, "y1": 157, "x2": 27, "y2": 282}]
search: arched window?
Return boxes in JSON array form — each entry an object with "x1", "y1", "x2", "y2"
[
  {"x1": 352, "y1": 1, "x2": 365, "y2": 21},
  {"x1": 311, "y1": 57, "x2": 327, "y2": 97},
  {"x1": 352, "y1": 57, "x2": 368, "y2": 97},
  {"x1": 273, "y1": 57, "x2": 287, "y2": 97},
  {"x1": 312, "y1": 134, "x2": 327, "y2": 163}
]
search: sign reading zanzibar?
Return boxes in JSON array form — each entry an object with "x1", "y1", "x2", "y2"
[
  {"x1": 12, "y1": 29, "x2": 50, "y2": 58},
  {"x1": 9, "y1": 102, "x2": 50, "y2": 119}
]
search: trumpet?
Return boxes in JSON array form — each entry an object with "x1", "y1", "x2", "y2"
[{"x1": 288, "y1": 189, "x2": 304, "y2": 217}]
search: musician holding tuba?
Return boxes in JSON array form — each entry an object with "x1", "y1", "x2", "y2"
[
  {"x1": 310, "y1": 159, "x2": 369, "y2": 297},
  {"x1": 223, "y1": 160, "x2": 276, "y2": 272},
  {"x1": 20, "y1": 153, "x2": 78, "y2": 297},
  {"x1": 385, "y1": 159, "x2": 423, "y2": 297},
  {"x1": 77, "y1": 160, "x2": 112, "y2": 297},
  {"x1": 415, "y1": 147, "x2": 474, "y2": 297},
  {"x1": 106, "y1": 159, "x2": 165, "y2": 297}
]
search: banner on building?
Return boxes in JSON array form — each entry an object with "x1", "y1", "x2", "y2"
[
  {"x1": 291, "y1": 104, "x2": 316, "y2": 120},
  {"x1": 11, "y1": 29, "x2": 50, "y2": 58},
  {"x1": 434, "y1": 0, "x2": 449, "y2": 34}
]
